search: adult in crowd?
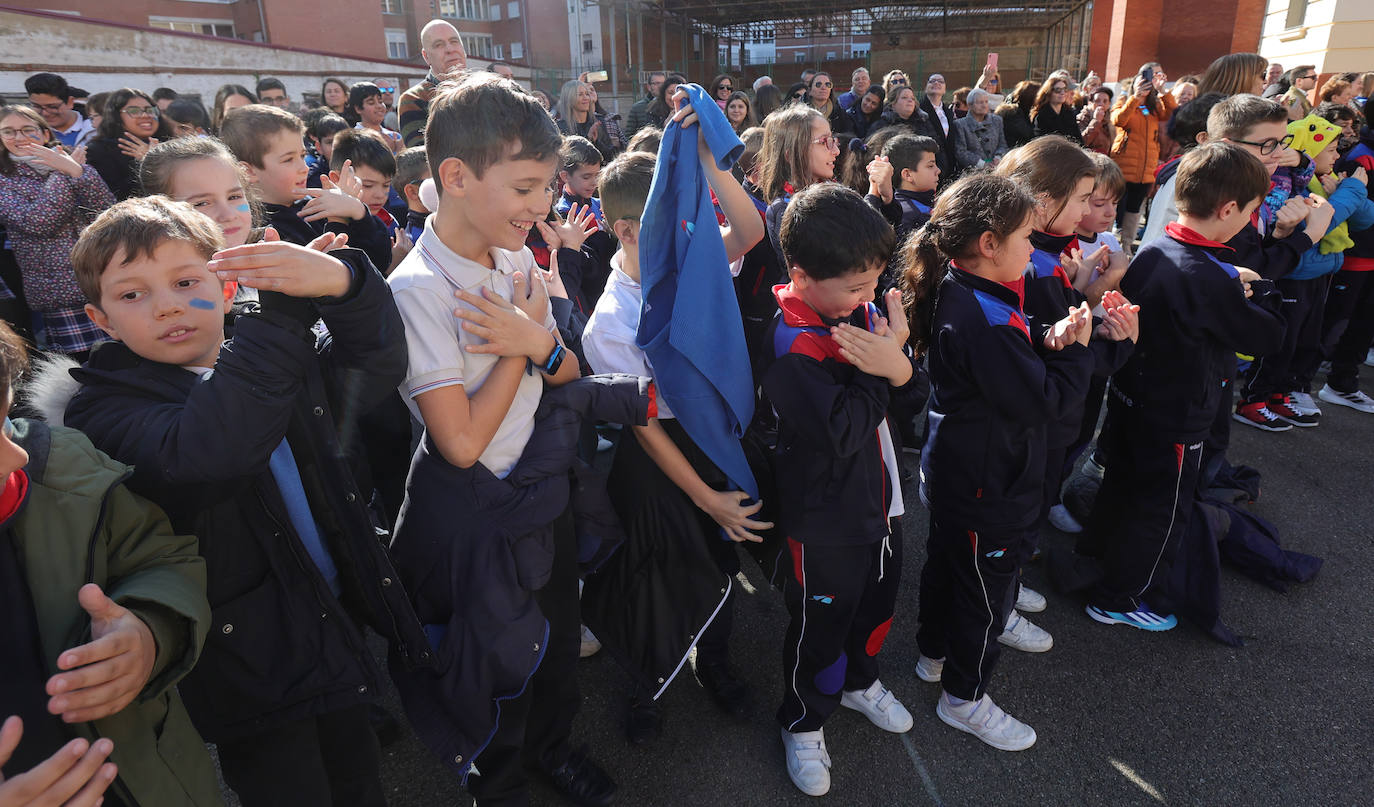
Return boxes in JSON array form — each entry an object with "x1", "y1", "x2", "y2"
[
  {"x1": 1262, "y1": 62, "x2": 1285, "y2": 96},
  {"x1": 210, "y1": 84, "x2": 256, "y2": 133},
  {"x1": 1078, "y1": 85, "x2": 1116, "y2": 154},
  {"x1": 920, "y1": 73, "x2": 958, "y2": 179},
  {"x1": 1319, "y1": 77, "x2": 1357, "y2": 107},
  {"x1": 806, "y1": 71, "x2": 853, "y2": 145},
  {"x1": 398, "y1": 19, "x2": 467, "y2": 146},
  {"x1": 975, "y1": 64, "x2": 1004, "y2": 107},
  {"x1": 709, "y1": 74, "x2": 736, "y2": 109},
  {"x1": 1197, "y1": 52, "x2": 1269, "y2": 98},
  {"x1": 785, "y1": 83, "x2": 809, "y2": 105},
  {"x1": 374, "y1": 78, "x2": 400, "y2": 130},
  {"x1": 1032, "y1": 74, "x2": 1083, "y2": 142},
  {"x1": 952, "y1": 86, "x2": 972, "y2": 118},
  {"x1": 556, "y1": 80, "x2": 614, "y2": 160},
  {"x1": 530, "y1": 89, "x2": 553, "y2": 111},
  {"x1": 0, "y1": 104, "x2": 114, "y2": 356},
  {"x1": 875, "y1": 85, "x2": 933, "y2": 138},
  {"x1": 998, "y1": 81, "x2": 1039, "y2": 148},
  {"x1": 152, "y1": 87, "x2": 178, "y2": 111},
  {"x1": 847, "y1": 87, "x2": 886, "y2": 138},
  {"x1": 86, "y1": 88, "x2": 168, "y2": 200},
  {"x1": 952, "y1": 87, "x2": 1008, "y2": 170},
  {"x1": 725, "y1": 91, "x2": 757, "y2": 134},
  {"x1": 1280, "y1": 65, "x2": 1319, "y2": 119},
  {"x1": 753, "y1": 75, "x2": 773, "y2": 93},
  {"x1": 85, "y1": 92, "x2": 110, "y2": 130},
  {"x1": 800, "y1": 68, "x2": 816, "y2": 87},
  {"x1": 320, "y1": 76, "x2": 350, "y2": 117},
  {"x1": 1157, "y1": 78, "x2": 1199, "y2": 158},
  {"x1": 646, "y1": 73, "x2": 687, "y2": 129},
  {"x1": 489, "y1": 63, "x2": 515, "y2": 80},
  {"x1": 882, "y1": 70, "x2": 910, "y2": 100},
  {"x1": 838, "y1": 68, "x2": 871, "y2": 112},
  {"x1": 626, "y1": 71, "x2": 665, "y2": 136},
  {"x1": 24, "y1": 72, "x2": 96, "y2": 148},
  {"x1": 1110, "y1": 66, "x2": 1177, "y2": 248},
  {"x1": 754, "y1": 83, "x2": 785, "y2": 121},
  {"x1": 1076, "y1": 72, "x2": 1102, "y2": 110},
  {"x1": 256, "y1": 78, "x2": 292, "y2": 111}
]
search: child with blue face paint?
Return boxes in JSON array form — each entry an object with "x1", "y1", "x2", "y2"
[{"x1": 140, "y1": 137, "x2": 255, "y2": 248}]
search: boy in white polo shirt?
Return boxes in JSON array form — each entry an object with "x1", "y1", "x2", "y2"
[{"x1": 386, "y1": 73, "x2": 615, "y2": 806}]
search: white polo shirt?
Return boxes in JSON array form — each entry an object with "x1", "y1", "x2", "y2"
[
  {"x1": 583, "y1": 252, "x2": 675, "y2": 419},
  {"x1": 388, "y1": 218, "x2": 556, "y2": 478}
]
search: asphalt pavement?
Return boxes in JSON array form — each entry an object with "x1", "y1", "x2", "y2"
[{"x1": 254, "y1": 372, "x2": 1374, "y2": 807}]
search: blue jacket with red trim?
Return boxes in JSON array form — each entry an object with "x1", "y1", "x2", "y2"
[
  {"x1": 760, "y1": 284, "x2": 922, "y2": 545},
  {"x1": 1335, "y1": 128, "x2": 1374, "y2": 271},
  {"x1": 1113, "y1": 224, "x2": 1285, "y2": 441},
  {"x1": 919, "y1": 265, "x2": 1093, "y2": 532}
]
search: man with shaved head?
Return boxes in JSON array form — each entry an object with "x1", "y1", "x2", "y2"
[{"x1": 398, "y1": 19, "x2": 468, "y2": 146}]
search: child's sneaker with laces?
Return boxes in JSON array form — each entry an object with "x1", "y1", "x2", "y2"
[
  {"x1": 997, "y1": 610, "x2": 1053, "y2": 652},
  {"x1": 780, "y1": 728, "x2": 831, "y2": 796},
  {"x1": 936, "y1": 692, "x2": 1037, "y2": 751},
  {"x1": 1288, "y1": 390, "x2": 1322, "y2": 419},
  {"x1": 1268, "y1": 393, "x2": 1319, "y2": 427},
  {"x1": 914, "y1": 655, "x2": 944, "y2": 683},
  {"x1": 1233, "y1": 400, "x2": 1292, "y2": 431},
  {"x1": 1015, "y1": 584, "x2": 1047, "y2": 613},
  {"x1": 839, "y1": 679, "x2": 913, "y2": 733},
  {"x1": 1319, "y1": 383, "x2": 1374, "y2": 414},
  {"x1": 1085, "y1": 602, "x2": 1178, "y2": 631}
]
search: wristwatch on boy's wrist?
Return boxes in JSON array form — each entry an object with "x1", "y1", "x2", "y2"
[{"x1": 540, "y1": 342, "x2": 566, "y2": 375}]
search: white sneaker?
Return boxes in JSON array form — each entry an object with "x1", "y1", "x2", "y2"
[
  {"x1": 1048, "y1": 503, "x2": 1084, "y2": 534},
  {"x1": 1015, "y1": 584, "x2": 1047, "y2": 613},
  {"x1": 579, "y1": 624, "x2": 602, "y2": 658},
  {"x1": 914, "y1": 655, "x2": 944, "y2": 683},
  {"x1": 1082, "y1": 454, "x2": 1106, "y2": 480},
  {"x1": 781, "y1": 728, "x2": 831, "y2": 796},
  {"x1": 936, "y1": 693, "x2": 1037, "y2": 751},
  {"x1": 998, "y1": 611, "x2": 1053, "y2": 652},
  {"x1": 839, "y1": 679, "x2": 913, "y2": 733},
  {"x1": 1289, "y1": 391, "x2": 1322, "y2": 418},
  {"x1": 1365, "y1": 348, "x2": 1374, "y2": 368},
  {"x1": 1319, "y1": 384, "x2": 1374, "y2": 414}
]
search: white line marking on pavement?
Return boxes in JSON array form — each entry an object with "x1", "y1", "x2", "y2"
[
  {"x1": 900, "y1": 732, "x2": 944, "y2": 806},
  {"x1": 1109, "y1": 758, "x2": 1166, "y2": 802}
]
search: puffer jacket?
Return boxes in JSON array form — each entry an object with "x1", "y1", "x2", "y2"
[
  {"x1": 0, "y1": 163, "x2": 114, "y2": 311},
  {"x1": 1110, "y1": 92, "x2": 1178, "y2": 184}
]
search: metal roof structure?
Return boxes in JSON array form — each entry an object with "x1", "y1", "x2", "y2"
[{"x1": 655, "y1": 1, "x2": 1088, "y2": 37}]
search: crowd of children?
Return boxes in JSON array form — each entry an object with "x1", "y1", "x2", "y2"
[{"x1": 0, "y1": 43, "x2": 1369, "y2": 806}]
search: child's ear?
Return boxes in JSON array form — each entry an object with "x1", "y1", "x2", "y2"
[
  {"x1": 1217, "y1": 199, "x2": 1240, "y2": 221},
  {"x1": 438, "y1": 157, "x2": 467, "y2": 198},
  {"x1": 327, "y1": 170, "x2": 341, "y2": 184},
  {"x1": 238, "y1": 160, "x2": 258, "y2": 183},
  {"x1": 84, "y1": 303, "x2": 119, "y2": 341},
  {"x1": 612, "y1": 218, "x2": 637, "y2": 245},
  {"x1": 558, "y1": 168, "x2": 571, "y2": 184},
  {"x1": 222, "y1": 280, "x2": 238, "y2": 304},
  {"x1": 976, "y1": 231, "x2": 1001, "y2": 259},
  {"x1": 789, "y1": 265, "x2": 811, "y2": 287}
]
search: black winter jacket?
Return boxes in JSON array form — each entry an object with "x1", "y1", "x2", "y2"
[
  {"x1": 262, "y1": 200, "x2": 394, "y2": 287},
  {"x1": 919, "y1": 97, "x2": 958, "y2": 179},
  {"x1": 64, "y1": 251, "x2": 430, "y2": 742},
  {"x1": 919, "y1": 265, "x2": 1094, "y2": 531},
  {"x1": 760, "y1": 284, "x2": 923, "y2": 545},
  {"x1": 1113, "y1": 227, "x2": 1286, "y2": 442},
  {"x1": 1032, "y1": 104, "x2": 1084, "y2": 144}
]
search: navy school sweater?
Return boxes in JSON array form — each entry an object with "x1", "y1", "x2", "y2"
[
  {"x1": 919, "y1": 265, "x2": 1094, "y2": 531},
  {"x1": 263, "y1": 200, "x2": 393, "y2": 284},
  {"x1": 1112, "y1": 224, "x2": 1285, "y2": 442},
  {"x1": 1022, "y1": 231, "x2": 1134, "y2": 447},
  {"x1": 760, "y1": 283, "x2": 924, "y2": 545}
]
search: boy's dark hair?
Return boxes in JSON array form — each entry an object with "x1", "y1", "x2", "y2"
[
  {"x1": 24, "y1": 72, "x2": 69, "y2": 99},
  {"x1": 152, "y1": 87, "x2": 179, "y2": 103},
  {"x1": 307, "y1": 112, "x2": 349, "y2": 144},
  {"x1": 1167, "y1": 92, "x2": 1225, "y2": 153},
  {"x1": 1207, "y1": 94, "x2": 1287, "y2": 141},
  {"x1": 598, "y1": 151, "x2": 655, "y2": 228},
  {"x1": 883, "y1": 134, "x2": 939, "y2": 179},
  {"x1": 0, "y1": 320, "x2": 28, "y2": 403},
  {"x1": 626, "y1": 126, "x2": 662, "y2": 154},
  {"x1": 392, "y1": 146, "x2": 431, "y2": 197},
  {"x1": 1315, "y1": 102, "x2": 1357, "y2": 126},
  {"x1": 1087, "y1": 151, "x2": 1126, "y2": 200},
  {"x1": 72, "y1": 196, "x2": 225, "y2": 307},
  {"x1": 559, "y1": 135, "x2": 603, "y2": 173},
  {"x1": 780, "y1": 183, "x2": 896, "y2": 280},
  {"x1": 164, "y1": 98, "x2": 210, "y2": 132},
  {"x1": 256, "y1": 77, "x2": 287, "y2": 96},
  {"x1": 1174, "y1": 141, "x2": 1271, "y2": 218},
  {"x1": 219, "y1": 104, "x2": 305, "y2": 168},
  {"x1": 331, "y1": 128, "x2": 397, "y2": 178},
  {"x1": 348, "y1": 82, "x2": 383, "y2": 115},
  {"x1": 425, "y1": 73, "x2": 562, "y2": 189}
]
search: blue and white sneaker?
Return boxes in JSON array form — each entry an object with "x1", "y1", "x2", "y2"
[{"x1": 1085, "y1": 603, "x2": 1177, "y2": 631}]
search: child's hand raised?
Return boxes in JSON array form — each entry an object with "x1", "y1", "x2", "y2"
[
  {"x1": 1273, "y1": 197, "x2": 1309, "y2": 239},
  {"x1": 882, "y1": 287, "x2": 911, "y2": 347},
  {"x1": 1236, "y1": 266, "x2": 1261, "y2": 298},
  {"x1": 538, "y1": 202, "x2": 599, "y2": 252},
  {"x1": 45, "y1": 584, "x2": 156, "y2": 724},
  {"x1": 544, "y1": 251, "x2": 570, "y2": 301},
  {"x1": 1045, "y1": 302, "x2": 1092, "y2": 350},
  {"x1": 1319, "y1": 172, "x2": 1340, "y2": 195},
  {"x1": 1060, "y1": 243, "x2": 1109, "y2": 285},
  {"x1": 1304, "y1": 194, "x2": 1335, "y2": 242},
  {"x1": 1350, "y1": 166, "x2": 1369, "y2": 187},
  {"x1": 117, "y1": 132, "x2": 156, "y2": 160},
  {"x1": 208, "y1": 226, "x2": 352, "y2": 298},
  {"x1": 693, "y1": 489, "x2": 773, "y2": 543},
  {"x1": 295, "y1": 171, "x2": 367, "y2": 223},
  {"x1": 453, "y1": 281, "x2": 555, "y2": 362},
  {"x1": 16, "y1": 142, "x2": 85, "y2": 179},
  {"x1": 1095, "y1": 290, "x2": 1140, "y2": 343},
  {"x1": 867, "y1": 155, "x2": 894, "y2": 203},
  {"x1": 331, "y1": 159, "x2": 365, "y2": 200},
  {"x1": 831, "y1": 300, "x2": 914, "y2": 386}
]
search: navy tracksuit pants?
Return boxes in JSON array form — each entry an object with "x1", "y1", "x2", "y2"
[{"x1": 777, "y1": 521, "x2": 902, "y2": 733}]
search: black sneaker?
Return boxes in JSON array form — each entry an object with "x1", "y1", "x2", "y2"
[
  {"x1": 625, "y1": 696, "x2": 662, "y2": 745},
  {"x1": 695, "y1": 661, "x2": 752, "y2": 719},
  {"x1": 1233, "y1": 400, "x2": 1292, "y2": 432},
  {"x1": 546, "y1": 746, "x2": 616, "y2": 807}
]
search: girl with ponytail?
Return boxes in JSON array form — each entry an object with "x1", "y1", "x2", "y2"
[{"x1": 901, "y1": 173, "x2": 1096, "y2": 752}]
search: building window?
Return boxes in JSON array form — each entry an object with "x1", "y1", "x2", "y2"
[
  {"x1": 1285, "y1": 0, "x2": 1307, "y2": 29},
  {"x1": 381, "y1": 0, "x2": 402, "y2": 14},
  {"x1": 508, "y1": 1, "x2": 520, "y2": 18},
  {"x1": 511, "y1": 41, "x2": 523, "y2": 59},
  {"x1": 148, "y1": 17, "x2": 235, "y2": 37},
  {"x1": 582, "y1": 34, "x2": 594, "y2": 53},
  {"x1": 795, "y1": 52, "x2": 805, "y2": 63},
  {"x1": 385, "y1": 29, "x2": 408, "y2": 59},
  {"x1": 692, "y1": 33, "x2": 701, "y2": 60},
  {"x1": 439, "y1": 0, "x2": 489, "y2": 20},
  {"x1": 491, "y1": 4, "x2": 500, "y2": 19},
  {"x1": 826, "y1": 51, "x2": 837, "y2": 60},
  {"x1": 794, "y1": 26, "x2": 805, "y2": 39},
  {"x1": 851, "y1": 48, "x2": 868, "y2": 58},
  {"x1": 461, "y1": 33, "x2": 494, "y2": 58}
]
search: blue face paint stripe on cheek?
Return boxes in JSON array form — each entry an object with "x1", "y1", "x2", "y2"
[
  {"x1": 189, "y1": 297, "x2": 216, "y2": 310},
  {"x1": 236, "y1": 204, "x2": 250, "y2": 212}
]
